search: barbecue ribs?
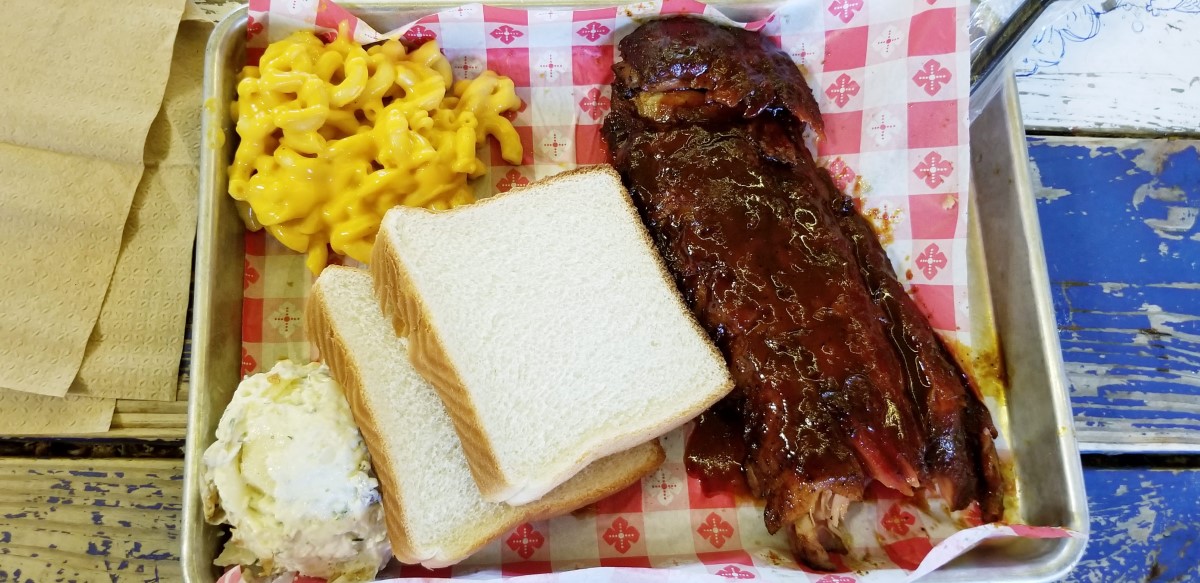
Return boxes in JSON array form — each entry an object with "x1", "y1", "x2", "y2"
[{"x1": 602, "y1": 17, "x2": 1003, "y2": 569}]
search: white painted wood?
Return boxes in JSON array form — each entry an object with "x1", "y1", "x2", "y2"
[{"x1": 1011, "y1": 1, "x2": 1200, "y2": 134}]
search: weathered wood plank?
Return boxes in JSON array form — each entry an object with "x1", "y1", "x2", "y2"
[
  {"x1": 113, "y1": 401, "x2": 188, "y2": 416},
  {"x1": 0, "y1": 458, "x2": 182, "y2": 582},
  {"x1": 1027, "y1": 136, "x2": 1199, "y2": 451},
  {"x1": 1067, "y1": 467, "x2": 1200, "y2": 582},
  {"x1": 110, "y1": 414, "x2": 188, "y2": 431},
  {"x1": 1013, "y1": 1, "x2": 1200, "y2": 134}
]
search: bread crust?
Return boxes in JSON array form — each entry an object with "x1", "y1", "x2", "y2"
[
  {"x1": 371, "y1": 232, "x2": 515, "y2": 502},
  {"x1": 304, "y1": 282, "x2": 424, "y2": 564},
  {"x1": 372, "y1": 164, "x2": 734, "y2": 505},
  {"x1": 306, "y1": 267, "x2": 667, "y2": 566}
]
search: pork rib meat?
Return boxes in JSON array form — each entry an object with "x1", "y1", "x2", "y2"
[{"x1": 601, "y1": 17, "x2": 1003, "y2": 569}]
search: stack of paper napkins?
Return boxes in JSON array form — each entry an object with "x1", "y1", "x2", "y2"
[{"x1": 0, "y1": 0, "x2": 197, "y2": 434}]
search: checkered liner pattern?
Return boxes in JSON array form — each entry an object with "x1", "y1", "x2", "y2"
[
  {"x1": 240, "y1": 0, "x2": 975, "y2": 376},
  {"x1": 229, "y1": 1, "x2": 1071, "y2": 580}
]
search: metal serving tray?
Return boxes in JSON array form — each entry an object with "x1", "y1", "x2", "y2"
[{"x1": 183, "y1": 5, "x2": 1088, "y2": 582}]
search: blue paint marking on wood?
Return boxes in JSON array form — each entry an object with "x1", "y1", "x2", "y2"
[
  {"x1": 1027, "y1": 137, "x2": 1200, "y2": 450},
  {"x1": 1069, "y1": 468, "x2": 1200, "y2": 582},
  {"x1": 127, "y1": 541, "x2": 176, "y2": 562},
  {"x1": 86, "y1": 539, "x2": 112, "y2": 557},
  {"x1": 125, "y1": 483, "x2": 159, "y2": 495},
  {"x1": 1029, "y1": 139, "x2": 1197, "y2": 280}
]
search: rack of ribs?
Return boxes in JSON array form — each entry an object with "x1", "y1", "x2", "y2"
[{"x1": 601, "y1": 17, "x2": 1003, "y2": 569}]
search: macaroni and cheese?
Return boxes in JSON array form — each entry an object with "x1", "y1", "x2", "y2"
[{"x1": 229, "y1": 23, "x2": 523, "y2": 273}]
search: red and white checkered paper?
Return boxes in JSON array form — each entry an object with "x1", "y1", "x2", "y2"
[
  {"x1": 218, "y1": 522, "x2": 1078, "y2": 582},
  {"x1": 232, "y1": 0, "x2": 1074, "y2": 581}
]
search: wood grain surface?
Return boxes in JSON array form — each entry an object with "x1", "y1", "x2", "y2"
[
  {"x1": 1028, "y1": 136, "x2": 1200, "y2": 452},
  {"x1": 0, "y1": 458, "x2": 182, "y2": 582},
  {"x1": 1068, "y1": 465, "x2": 1200, "y2": 582},
  {"x1": 1014, "y1": 1, "x2": 1200, "y2": 135}
]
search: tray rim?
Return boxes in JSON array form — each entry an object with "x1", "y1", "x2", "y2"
[{"x1": 183, "y1": 5, "x2": 1089, "y2": 582}]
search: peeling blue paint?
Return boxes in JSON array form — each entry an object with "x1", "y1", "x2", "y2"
[
  {"x1": 1029, "y1": 137, "x2": 1200, "y2": 451},
  {"x1": 1070, "y1": 468, "x2": 1200, "y2": 582},
  {"x1": 85, "y1": 539, "x2": 111, "y2": 557},
  {"x1": 0, "y1": 532, "x2": 10, "y2": 543},
  {"x1": 125, "y1": 483, "x2": 161, "y2": 495},
  {"x1": 118, "y1": 520, "x2": 131, "y2": 528},
  {"x1": 3, "y1": 512, "x2": 27, "y2": 519},
  {"x1": 1030, "y1": 140, "x2": 1199, "y2": 280},
  {"x1": 126, "y1": 541, "x2": 176, "y2": 561},
  {"x1": 91, "y1": 511, "x2": 103, "y2": 525},
  {"x1": 69, "y1": 470, "x2": 107, "y2": 478}
]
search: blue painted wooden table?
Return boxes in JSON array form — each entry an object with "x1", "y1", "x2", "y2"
[
  {"x1": 1013, "y1": 1, "x2": 1200, "y2": 580},
  {"x1": 1029, "y1": 138, "x2": 1199, "y2": 453},
  {"x1": 1070, "y1": 466, "x2": 1200, "y2": 581},
  {"x1": 1027, "y1": 138, "x2": 1200, "y2": 581}
]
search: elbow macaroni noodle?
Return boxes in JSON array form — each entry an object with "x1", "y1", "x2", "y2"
[{"x1": 228, "y1": 24, "x2": 524, "y2": 273}]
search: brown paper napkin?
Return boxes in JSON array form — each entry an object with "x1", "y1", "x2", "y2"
[
  {"x1": 0, "y1": 390, "x2": 114, "y2": 435},
  {"x1": 0, "y1": 0, "x2": 186, "y2": 164},
  {"x1": 70, "y1": 20, "x2": 209, "y2": 401},
  {"x1": 0, "y1": 0, "x2": 186, "y2": 397},
  {"x1": 0, "y1": 146, "x2": 145, "y2": 396}
]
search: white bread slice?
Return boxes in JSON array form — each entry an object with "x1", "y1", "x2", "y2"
[
  {"x1": 370, "y1": 164, "x2": 734, "y2": 505},
  {"x1": 306, "y1": 266, "x2": 664, "y2": 568}
]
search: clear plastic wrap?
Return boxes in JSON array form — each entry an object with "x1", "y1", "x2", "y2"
[
  {"x1": 967, "y1": 0, "x2": 1087, "y2": 123},
  {"x1": 969, "y1": 0, "x2": 1029, "y2": 122},
  {"x1": 971, "y1": 0, "x2": 1029, "y2": 58}
]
